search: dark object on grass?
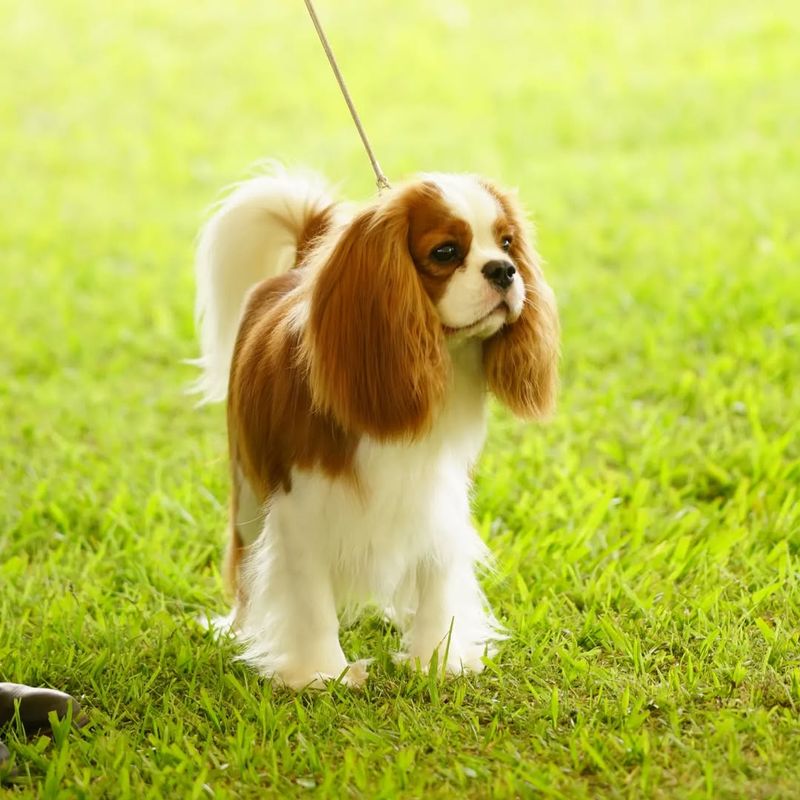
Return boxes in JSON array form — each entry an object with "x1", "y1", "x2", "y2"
[
  {"x1": 0, "y1": 738, "x2": 14, "y2": 782},
  {"x1": 0, "y1": 683, "x2": 87, "y2": 734}
]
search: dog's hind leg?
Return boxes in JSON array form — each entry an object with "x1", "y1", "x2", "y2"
[{"x1": 224, "y1": 461, "x2": 265, "y2": 614}]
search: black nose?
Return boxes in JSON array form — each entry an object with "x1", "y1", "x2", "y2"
[{"x1": 482, "y1": 260, "x2": 516, "y2": 291}]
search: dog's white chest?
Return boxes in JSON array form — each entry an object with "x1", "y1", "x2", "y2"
[{"x1": 272, "y1": 343, "x2": 488, "y2": 605}]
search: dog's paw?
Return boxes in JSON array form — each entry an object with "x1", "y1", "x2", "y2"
[
  {"x1": 275, "y1": 659, "x2": 371, "y2": 691},
  {"x1": 339, "y1": 659, "x2": 371, "y2": 688},
  {"x1": 196, "y1": 609, "x2": 238, "y2": 638},
  {"x1": 393, "y1": 648, "x2": 486, "y2": 677}
]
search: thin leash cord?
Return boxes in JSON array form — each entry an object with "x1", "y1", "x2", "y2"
[{"x1": 302, "y1": 0, "x2": 391, "y2": 193}]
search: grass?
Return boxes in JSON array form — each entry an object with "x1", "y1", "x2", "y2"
[{"x1": 2, "y1": 0, "x2": 799, "y2": 796}]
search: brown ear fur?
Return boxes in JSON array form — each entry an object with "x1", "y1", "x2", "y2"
[
  {"x1": 482, "y1": 185, "x2": 560, "y2": 418},
  {"x1": 307, "y1": 194, "x2": 448, "y2": 439}
]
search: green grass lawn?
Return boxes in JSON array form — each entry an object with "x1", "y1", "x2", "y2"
[{"x1": 2, "y1": 0, "x2": 799, "y2": 796}]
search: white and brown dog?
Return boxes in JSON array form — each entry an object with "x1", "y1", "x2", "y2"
[{"x1": 193, "y1": 166, "x2": 559, "y2": 688}]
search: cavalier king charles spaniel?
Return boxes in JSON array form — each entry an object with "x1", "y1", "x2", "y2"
[{"x1": 193, "y1": 166, "x2": 559, "y2": 688}]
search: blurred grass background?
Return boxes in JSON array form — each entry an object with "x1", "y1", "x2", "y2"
[{"x1": 1, "y1": 0, "x2": 799, "y2": 797}]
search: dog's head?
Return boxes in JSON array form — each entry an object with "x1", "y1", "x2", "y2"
[{"x1": 306, "y1": 174, "x2": 560, "y2": 438}]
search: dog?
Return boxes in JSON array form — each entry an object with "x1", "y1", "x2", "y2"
[{"x1": 193, "y1": 165, "x2": 559, "y2": 688}]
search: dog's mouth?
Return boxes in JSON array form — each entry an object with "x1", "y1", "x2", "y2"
[{"x1": 442, "y1": 302, "x2": 508, "y2": 337}]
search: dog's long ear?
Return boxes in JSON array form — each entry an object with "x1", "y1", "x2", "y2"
[
  {"x1": 482, "y1": 185, "x2": 560, "y2": 418},
  {"x1": 306, "y1": 197, "x2": 448, "y2": 439}
]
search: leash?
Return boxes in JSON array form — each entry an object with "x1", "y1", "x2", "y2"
[{"x1": 302, "y1": 0, "x2": 391, "y2": 193}]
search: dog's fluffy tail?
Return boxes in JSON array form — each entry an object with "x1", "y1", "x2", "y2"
[{"x1": 191, "y1": 165, "x2": 335, "y2": 403}]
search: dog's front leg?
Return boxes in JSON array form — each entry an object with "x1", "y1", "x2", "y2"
[
  {"x1": 403, "y1": 552, "x2": 500, "y2": 676},
  {"x1": 238, "y1": 518, "x2": 367, "y2": 690}
]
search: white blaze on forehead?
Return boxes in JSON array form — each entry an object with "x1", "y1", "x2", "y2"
[
  {"x1": 419, "y1": 173, "x2": 503, "y2": 245},
  {"x1": 419, "y1": 173, "x2": 524, "y2": 336}
]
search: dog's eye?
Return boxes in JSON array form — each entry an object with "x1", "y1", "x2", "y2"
[
  {"x1": 430, "y1": 243, "x2": 459, "y2": 263},
  {"x1": 501, "y1": 236, "x2": 513, "y2": 253}
]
